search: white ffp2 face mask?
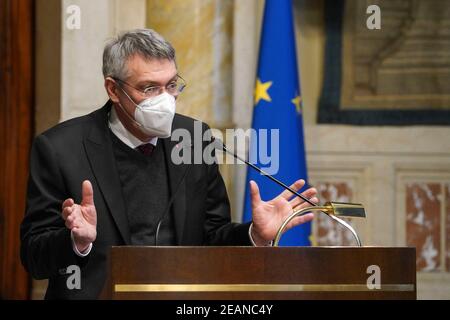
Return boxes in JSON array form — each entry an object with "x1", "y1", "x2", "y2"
[
  {"x1": 133, "y1": 92, "x2": 176, "y2": 138},
  {"x1": 119, "y1": 88, "x2": 176, "y2": 138}
]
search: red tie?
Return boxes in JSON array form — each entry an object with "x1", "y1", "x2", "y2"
[{"x1": 136, "y1": 143, "x2": 155, "y2": 156}]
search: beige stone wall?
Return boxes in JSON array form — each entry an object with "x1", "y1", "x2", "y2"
[{"x1": 60, "y1": 0, "x2": 147, "y2": 122}]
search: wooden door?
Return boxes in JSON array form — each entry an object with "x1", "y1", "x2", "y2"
[{"x1": 0, "y1": 0, "x2": 34, "y2": 299}]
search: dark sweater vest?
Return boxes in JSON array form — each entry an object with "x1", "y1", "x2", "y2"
[{"x1": 110, "y1": 131, "x2": 176, "y2": 245}]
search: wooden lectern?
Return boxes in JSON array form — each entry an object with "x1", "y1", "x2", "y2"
[{"x1": 101, "y1": 246, "x2": 416, "y2": 300}]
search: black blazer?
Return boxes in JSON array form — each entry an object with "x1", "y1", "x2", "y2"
[{"x1": 20, "y1": 101, "x2": 251, "y2": 299}]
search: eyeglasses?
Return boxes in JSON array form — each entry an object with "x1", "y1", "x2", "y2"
[{"x1": 112, "y1": 75, "x2": 186, "y2": 98}]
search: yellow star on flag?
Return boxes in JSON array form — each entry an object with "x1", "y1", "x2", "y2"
[
  {"x1": 291, "y1": 95, "x2": 302, "y2": 114},
  {"x1": 254, "y1": 78, "x2": 273, "y2": 105}
]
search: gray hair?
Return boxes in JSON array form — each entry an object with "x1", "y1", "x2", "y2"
[{"x1": 102, "y1": 28, "x2": 176, "y2": 79}]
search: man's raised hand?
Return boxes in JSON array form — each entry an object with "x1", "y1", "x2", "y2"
[
  {"x1": 250, "y1": 179, "x2": 318, "y2": 245},
  {"x1": 62, "y1": 180, "x2": 97, "y2": 252}
]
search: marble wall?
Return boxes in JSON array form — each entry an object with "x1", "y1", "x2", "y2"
[
  {"x1": 405, "y1": 181, "x2": 450, "y2": 275},
  {"x1": 313, "y1": 182, "x2": 356, "y2": 247},
  {"x1": 306, "y1": 126, "x2": 450, "y2": 299},
  {"x1": 146, "y1": 0, "x2": 233, "y2": 127},
  {"x1": 406, "y1": 183, "x2": 441, "y2": 272},
  {"x1": 447, "y1": 185, "x2": 450, "y2": 272},
  {"x1": 146, "y1": 0, "x2": 237, "y2": 210}
]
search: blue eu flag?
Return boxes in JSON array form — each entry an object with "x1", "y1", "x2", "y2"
[{"x1": 242, "y1": 0, "x2": 311, "y2": 246}]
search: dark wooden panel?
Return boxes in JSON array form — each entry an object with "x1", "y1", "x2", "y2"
[
  {"x1": 103, "y1": 247, "x2": 416, "y2": 300},
  {"x1": 0, "y1": 0, "x2": 34, "y2": 299}
]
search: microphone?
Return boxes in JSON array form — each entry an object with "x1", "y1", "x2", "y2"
[
  {"x1": 154, "y1": 142, "x2": 193, "y2": 246},
  {"x1": 211, "y1": 136, "x2": 316, "y2": 207}
]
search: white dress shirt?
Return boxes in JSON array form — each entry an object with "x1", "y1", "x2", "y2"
[{"x1": 108, "y1": 106, "x2": 158, "y2": 149}]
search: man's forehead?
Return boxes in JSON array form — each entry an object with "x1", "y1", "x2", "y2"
[{"x1": 125, "y1": 54, "x2": 177, "y2": 82}]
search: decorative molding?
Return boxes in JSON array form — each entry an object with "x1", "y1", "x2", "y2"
[
  {"x1": 395, "y1": 164, "x2": 450, "y2": 298},
  {"x1": 308, "y1": 161, "x2": 373, "y2": 246}
]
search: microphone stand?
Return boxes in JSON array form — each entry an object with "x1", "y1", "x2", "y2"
[
  {"x1": 218, "y1": 139, "x2": 316, "y2": 206},
  {"x1": 213, "y1": 137, "x2": 363, "y2": 247}
]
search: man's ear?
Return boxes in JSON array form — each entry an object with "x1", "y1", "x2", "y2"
[{"x1": 104, "y1": 77, "x2": 120, "y2": 103}]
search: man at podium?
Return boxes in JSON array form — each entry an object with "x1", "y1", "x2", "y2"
[{"x1": 20, "y1": 29, "x2": 318, "y2": 299}]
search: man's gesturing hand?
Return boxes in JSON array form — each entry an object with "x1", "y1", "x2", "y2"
[
  {"x1": 250, "y1": 179, "x2": 318, "y2": 246},
  {"x1": 62, "y1": 180, "x2": 97, "y2": 253}
]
